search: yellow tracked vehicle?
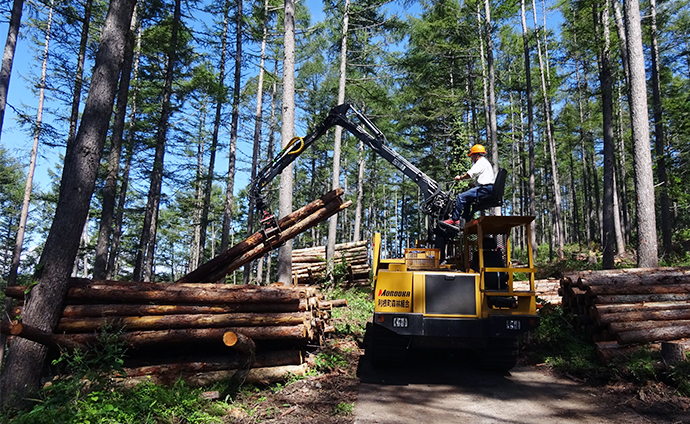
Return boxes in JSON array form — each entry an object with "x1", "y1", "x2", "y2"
[{"x1": 251, "y1": 104, "x2": 540, "y2": 371}]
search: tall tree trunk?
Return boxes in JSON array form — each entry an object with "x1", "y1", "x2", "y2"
[
  {"x1": 520, "y1": 0, "x2": 537, "y2": 257},
  {"x1": 0, "y1": 0, "x2": 53, "y2": 368},
  {"x1": 66, "y1": 0, "x2": 93, "y2": 146},
  {"x1": 277, "y1": 0, "x2": 296, "y2": 284},
  {"x1": 649, "y1": 0, "x2": 671, "y2": 256},
  {"x1": 221, "y1": 0, "x2": 242, "y2": 255},
  {"x1": 93, "y1": 6, "x2": 137, "y2": 279},
  {"x1": 477, "y1": 1, "x2": 490, "y2": 144},
  {"x1": 595, "y1": 0, "x2": 616, "y2": 269},
  {"x1": 327, "y1": 0, "x2": 349, "y2": 275},
  {"x1": 108, "y1": 25, "x2": 142, "y2": 279},
  {"x1": 624, "y1": 0, "x2": 659, "y2": 267},
  {"x1": 0, "y1": 0, "x2": 137, "y2": 405},
  {"x1": 201, "y1": 2, "x2": 230, "y2": 268},
  {"x1": 0, "y1": 0, "x2": 23, "y2": 144},
  {"x1": 353, "y1": 139, "x2": 365, "y2": 242},
  {"x1": 532, "y1": 0, "x2": 563, "y2": 259},
  {"x1": 245, "y1": 0, "x2": 269, "y2": 284},
  {"x1": 484, "y1": 0, "x2": 498, "y2": 174},
  {"x1": 134, "y1": 0, "x2": 181, "y2": 281},
  {"x1": 190, "y1": 104, "x2": 207, "y2": 271}
]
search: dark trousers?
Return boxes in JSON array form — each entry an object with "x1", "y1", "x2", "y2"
[{"x1": 452, "y1": 184, "x2": 493, "y2": 221}]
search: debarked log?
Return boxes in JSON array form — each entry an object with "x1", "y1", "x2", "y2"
[{"x1": 55, "y1": 312, "x2": 309, "y2": 333}]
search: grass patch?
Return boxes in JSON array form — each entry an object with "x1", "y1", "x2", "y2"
[
  {"x1": 325, "y1": 286, "x2": 374, "y2": 339},
  {"x1": 524, "y1": 303, "x2": 690, "y2": 396}
]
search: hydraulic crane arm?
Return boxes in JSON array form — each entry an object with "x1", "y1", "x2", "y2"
[{"x1": 251, "y1": 103, "x2": 451, "y2": 223}]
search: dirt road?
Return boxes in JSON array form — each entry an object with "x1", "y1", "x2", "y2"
[{"x1": 353, "y1": 350, "x2": 688, "y2": 424}]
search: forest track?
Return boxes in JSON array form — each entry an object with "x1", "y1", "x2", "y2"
[{"x1": 353, "y1": 349, "x2": 690, "y2": 424}]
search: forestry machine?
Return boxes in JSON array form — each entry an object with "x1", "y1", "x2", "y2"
[{"x1": 250, "y1": 103, "x2": 539, "y2": 370}]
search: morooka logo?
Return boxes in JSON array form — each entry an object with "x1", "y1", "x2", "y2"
[{"x1": 378, "y1": 289, "x2": 411, "y2": 297}]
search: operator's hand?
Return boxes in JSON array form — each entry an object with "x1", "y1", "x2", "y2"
[{"x1": 454, "y1": 175, "x2": 462, "y2": 181}]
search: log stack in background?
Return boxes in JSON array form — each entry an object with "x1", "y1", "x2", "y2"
[
  {"x1": 4, "y1": 279, "x2": 345, "y2": 386},
  {"x1": 291, "y1": 240, "x2": 371, "y2": 286},
  {"x1": 560, "y1": 267, "x2": 690, "y2": 360},
  {"x1": 513, "y1": 279, "x2": 561, "y2": 306}
]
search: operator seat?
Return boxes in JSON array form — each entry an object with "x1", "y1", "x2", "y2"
[{"x1": 470, "y1": 168, "x2": 507, "y2": 218}]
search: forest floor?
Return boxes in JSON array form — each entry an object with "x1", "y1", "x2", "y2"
[{"x1": 223, "y1": 337, "x2": 690, "y2": 424}]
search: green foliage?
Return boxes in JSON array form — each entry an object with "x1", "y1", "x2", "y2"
[
  {"x1": 315, "y1": 352, "x2": 347, "y2": 373},
  {"x1": 325, "y1": 286, "x2": 374, "y2": 338},
  {"x1": 334, "y1": 401, "x2": 354, "y2": 416}
]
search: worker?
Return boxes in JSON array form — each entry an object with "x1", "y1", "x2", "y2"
[{"x1": 442, "y1": 144, "x2": 495, "y2": 229}]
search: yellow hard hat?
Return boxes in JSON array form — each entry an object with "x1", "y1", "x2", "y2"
[{"x1": 468, "y1": 144, "x2": 486, "y2": 157}]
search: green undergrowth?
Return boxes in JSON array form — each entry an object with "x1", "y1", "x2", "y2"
[
  {"x1": 524, "y1": 303, "x2": 690, "y2": 397},
  {"x1": 324, "y1": 286, "x2": 374, "y2": 340}
]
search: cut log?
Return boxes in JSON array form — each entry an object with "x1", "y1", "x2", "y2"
[
  {"x1": 616, "y1": 324, "x2": 690, "y2": 345},
  {"x1": 594, "y1": 293, "x2": 690, "y2": 304},
  {"x1": 594, "y1": 301, "x2": 690, "y2": 315},
  {"x1": 597, "y1": 308, "x2": 690, "y2": 325},
  {"x1": 608, "y1": 319, "x2": 690, "y2": 333},
  {"x1": 177, "y1": 189, "x2": 345, "y2": 283},
  {"x1": 587, "y1": 284, "x2": 690, "y2": 295},
  {"x1": 202, "y1": 200, "x2": 352, "y2": 283},
  {"x1": 117, "y1": 363, "x2": 309, "y2": 388},
  {"x1": 223, "y1": 331, "x2": 256, "y2": 354},
  {"x1": 55, "y1": 312, "x2": 308, "y2": 333},
  {"x1": 121, "y1": 349, "x2": 303, "y2": 378},
  {"x1": 56, "y1": 301, "x2": 308, "y2": 318}
]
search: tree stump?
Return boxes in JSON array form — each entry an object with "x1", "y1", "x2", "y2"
[{"x1": 661, "y1": 341, "x2": 687, "y2": 365}]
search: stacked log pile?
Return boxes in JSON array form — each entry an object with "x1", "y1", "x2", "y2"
[
  {"x1": 291, "y1": 240, "x2": 370, "y2": 286},
  {"x1": 1, "y1": 189, "x2": 352, "y2": 386},
  {"x1": 3, "y1": 279, "x2": 345, "y2": 386},
  {"x1": 560, "y1": 267, "x2": 690, "y2": 360},
  {"x1": 513, "y1": 279, "x2": 561, "y2": 305}
]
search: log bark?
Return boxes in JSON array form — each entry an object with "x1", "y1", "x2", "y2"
[
  {"x1": 608, "y1": 319, "x2": 690, "y2": 333},
  {"x1": 587, "y1": 284, "x2": 690, "y2": 295},
  {"x1": 594, "y1": 301, "x2": 690, "y2": 315},
  {"x1": 661, "y1": 341, "x2": 686, "y2": 364},
  {"x1": 223, "y1": 331, "x2": 256, "y2": 354},
  {"x1": 616, "y1": 324, "x2": 690, "y2": 345},
  {"x1": 595, "y1": 293, "x2": 690, "y2": 304},
  {"x1": 56, "y1": 301, "x2": 307, "y2": 318},
  {"x1": 203, "y1": 200, "x2": 352, "y2": 282},
  {"x1": 117, "y1": 363, "x2": 309, "y2": 388},
  {"x1": 597, "y1": 308, "x2": 690, "y2": 325},
  {"x1": 121, "y1": 349, "x2": 303, "y2": 377},
  {"x1": 55, "y1": 312, "x2": 308, "y2": 333},
  {"x1": 177, "y1": 188, "x2": 344, "y2": 283}
]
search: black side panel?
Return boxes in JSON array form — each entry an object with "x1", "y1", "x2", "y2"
[{"x1": 425, "y1": 274, "x2": 476, "y2": 315}]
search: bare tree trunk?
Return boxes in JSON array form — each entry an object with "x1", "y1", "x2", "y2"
[
  {"x1": 93, "y1": 6, "x2": 137, "y2": 279},
  {"x1": 327, "y1": 0, "x2": 349, "y2": 276},
  {"x1": 624, "y1": 0, "x2": 659, "y2": 267},
  {"x1": 595, "y1": 0, "x2": 616, "y2": 269},
  {"x1": 245, "y1": 0, "x2": 269, "y2": 284},
  {"x1": 134, "y1": 0, "x2": 181, "y2": 281},
  {"x1": 190, "y1": 104, "x2": 207, "y2": 271},
  {"x1": 484, "y1": 0, "x2": 498, "y2": 173},
  {"x1": 649, "y1": 0, "x2": 671, "y2": 256},
  {"x1": 221, "y1": 0, "x2": 242, "y2": 255},
  {"x1": 531, "y1": 0, "x2": 563, "y2": 259},
  {"x1": 520, "y1": 0, "x2": 537, "y2": 256},
  {"x1": 200, "y1": 2, "x2": 229, "y2": 268},
  {"x1": 277, "y1": 0, "x2": 296, "y2": 284},
  {"x1": 0, "y1": 0, "x2": 137, "y2": 405},
  {"x1": 353, "y1": 139, "x2": 365, "y2": 242},
  {"x1": 0, "y1": 0, "x2": 23, "y2": 144}
]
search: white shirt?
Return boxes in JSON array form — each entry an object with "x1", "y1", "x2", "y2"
[{"x1": 467, "y1": 156, "x2": 495, "y2": 185}]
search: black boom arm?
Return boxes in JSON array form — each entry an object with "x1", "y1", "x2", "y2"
[{"x1": 251, "y1": 104, "x2": 451, "y2": 221}]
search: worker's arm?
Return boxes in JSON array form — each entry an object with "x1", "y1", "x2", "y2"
[{"x1": 454, "y1": 173, "x2": 470, "y2": 181}]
